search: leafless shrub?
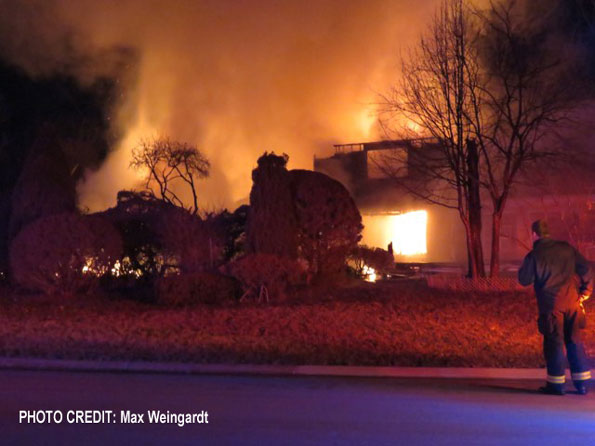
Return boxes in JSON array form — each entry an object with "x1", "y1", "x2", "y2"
[{"x1": 130, "y1": 137, "x2": 210, "y2": 215}]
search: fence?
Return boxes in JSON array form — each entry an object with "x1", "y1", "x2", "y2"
[{"x1": 424, "y1": 273, "x2": 528, "y2": 292}]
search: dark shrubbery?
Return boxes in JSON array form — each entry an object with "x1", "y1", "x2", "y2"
[
  {"x1": 5, "y1": 148, "x2": 363, "y2": 305},
  {"x1": 99, "y1": 191, "x2": 171, "y2": 281},
  {"x1": 212, "y1": 205, "x2": 248, "y2": 262},
  {"x1": 9, "y1": 212, "x2": 122, "y2": 296},
  {"x1": 246, "y1": 153, "x2": 298, "y2": 258},
  {"x1": 158, "y1": 210, "x2": 225, "y2": 274},
  {"x1": 97, "y1": 191, "x2": 228, "y2": 280},
  {"x1": 94, "y1": 191, "x2": 232, "y2": 302},
  {"x1": 225, "y1": 253, "x2": 305, "y2": 302},
  {"x1": 290, "y1": 169, "x2": 362, "y2": 276},
  {"x1": 246, "y1": 153, "x2": 362, "y2": 281},
  {"x1": 155, "y1": 272, "x2": 241, "y2": 306}
]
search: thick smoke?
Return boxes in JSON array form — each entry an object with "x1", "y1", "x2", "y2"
[
  {"x1": 1, "y1": 0, "x2": 439, "y2": 211},
  {"x1": 3, "y1": 0, "x2": 592, "y2": 212}
]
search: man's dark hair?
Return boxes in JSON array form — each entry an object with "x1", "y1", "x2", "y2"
[{"x1": 531, "y1": 219, "x2": 550, "y2": 238}]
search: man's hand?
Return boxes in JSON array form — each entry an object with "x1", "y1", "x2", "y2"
[{"x1": 580, "y1": 294, "x2": 591, "y2": 303}]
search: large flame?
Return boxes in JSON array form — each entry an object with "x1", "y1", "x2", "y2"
[
  {"x1": 362, "y1": 210, "x2": 428, "y2": 257},
  {"x1": 39, "y1": 0, "x2": 437, "y2": 212},
  {"x1": 0, "y1": 0, "x2": 441, "y2": 212}
]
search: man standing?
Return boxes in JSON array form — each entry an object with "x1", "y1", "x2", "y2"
[{"x1": 518, "y1": 220, "x2": 592, "y2": 395}]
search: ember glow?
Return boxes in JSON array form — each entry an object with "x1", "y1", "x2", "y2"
[
  {"x1": 362, "y1": 210, "x2": 428, "y2": 257},
  {"x1": 362, "y1": 265, "x2": 377, "y2": 283}
]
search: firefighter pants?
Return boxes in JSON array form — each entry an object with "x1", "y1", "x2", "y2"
[{"x1": 538, "y1": 308, "x2": 591, "y2": 386}]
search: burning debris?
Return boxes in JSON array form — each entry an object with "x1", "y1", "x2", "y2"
[{"x1": 362, "y1": 265, "x2": 377, "y2": 283}]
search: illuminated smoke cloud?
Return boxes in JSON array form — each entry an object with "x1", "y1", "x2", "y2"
[
  {"x1": 11, "y1": 0, "x2": 589, "y2": 213},
  {"x1": 0, "y1": 0, "x2": 439, "y2": 211}
]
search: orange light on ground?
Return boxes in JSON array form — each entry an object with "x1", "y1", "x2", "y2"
[{"x1": 361, "y1": 210, "x2": 428, "y2": 257}]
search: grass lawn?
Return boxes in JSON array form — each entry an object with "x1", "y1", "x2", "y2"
[{"x1": 0, "y1": 280, "x2": 593, "y2": 367}]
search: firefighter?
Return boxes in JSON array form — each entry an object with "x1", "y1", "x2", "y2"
[{"x1": 518, "y1": 220, "x2": 593, "y2": 395}]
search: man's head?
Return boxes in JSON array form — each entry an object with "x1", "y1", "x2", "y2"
[{"x1": 531, "y1": 219, "x2": 550, "y2": 242}]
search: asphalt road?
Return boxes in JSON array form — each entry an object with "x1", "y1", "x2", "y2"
[{"x1": 1, "y1": 370, "x2": 594, "y2": 445}]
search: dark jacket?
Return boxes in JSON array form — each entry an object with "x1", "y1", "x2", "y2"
[{"x1": 518, "y1": 238, "x2": 593, "y2": 313}]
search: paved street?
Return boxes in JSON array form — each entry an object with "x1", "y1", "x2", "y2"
[{"x1": 1, "y1": 370, "x2": 594, "y2": 445}]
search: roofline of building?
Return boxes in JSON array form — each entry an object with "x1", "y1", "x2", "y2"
[{"x1": 332, "y1": 138, "x2": 439, "y2": 154}]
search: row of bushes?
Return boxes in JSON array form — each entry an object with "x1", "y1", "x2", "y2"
[
  {"x1": 7, "y1": 190, "x2": 238, "y2": 300},
  {"x1": 7, "y1": 203, "x2": 311, "y2": 304},
  {"x1": 10, "y1": 213, "x2": 121, "y2": 297},
  {"x1": 157, "y1": 254, "x2": 305, "y2": 306},
  {"x1": 7, "y1": 203, "x2": 396, "y2": 306},
  {"x1": 6, "y1": 152, "x2": 373, "y2": 304},
  {"x1": 6, "y1": 153, "x2": 398, "y2": 304}
]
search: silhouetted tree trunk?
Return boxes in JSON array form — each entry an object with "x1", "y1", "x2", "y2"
[
  {"x1": 466, "y1": 138, "x2": 485, "y2": 277},
  {"x1": 382, "y1": 0, "x2": 586, "y2": 277},
  {"x1": 380, "y1": 0, "x2": 486, "y2": 277},
  {"x1": 474, "y1": 0, "x2": 583, "y2": 276}
]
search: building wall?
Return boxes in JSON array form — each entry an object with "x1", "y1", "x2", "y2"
[{"x1": 315, "y1": 143, "x2": 595, "y2": 266}]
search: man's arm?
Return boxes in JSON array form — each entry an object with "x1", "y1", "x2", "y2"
[
  {"x1": 518, "y1": 252, "x2": 535, "y2": 286},
  {"x1": 575, "y1": 249, "x2": 593, "y2": 299}
]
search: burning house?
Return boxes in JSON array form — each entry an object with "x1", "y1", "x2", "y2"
[
  {"x1": 314, "y1": 139, "x2": 595, "y2": 268},
  {"x1": 314, "y1": 139, "x2": 468, "y2": 265}
]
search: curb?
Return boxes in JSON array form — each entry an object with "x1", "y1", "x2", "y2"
[{"x1": 0, "y1": 357, "x2": 569, "y2": 380}]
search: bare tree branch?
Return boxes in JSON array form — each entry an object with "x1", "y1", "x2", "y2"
[{"x1": 130, "y1": 137, "x2": 210, "y2": 215}]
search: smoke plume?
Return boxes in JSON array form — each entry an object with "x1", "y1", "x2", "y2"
[
  {"x1": 1, "y1": 0, "x2": 439, "y2": 211},
  {"x1": 3, "y1": 0, "x2": 592, "y2": 212}
]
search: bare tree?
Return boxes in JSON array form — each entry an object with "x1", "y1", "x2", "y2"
[
  {"x1": 380, "y1": 0, "x2": 487, "y2": 277},
  {"x1": 381, "y1": 0, "x2": 587, "y2": 277},
  {"x1": 473, "y1": 0, "x2": 583, "y2": 276},
  {"x1": 130, "y1": 137, "x2": 210, "y2": 215}
]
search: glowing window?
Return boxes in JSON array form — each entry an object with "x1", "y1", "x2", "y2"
[{"x1": 362, "y1": 210, "x2": 427, "y2": 256}]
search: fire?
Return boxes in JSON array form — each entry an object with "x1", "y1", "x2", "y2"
[
  {"x1": 361, "y1": 210, "x2": 428, "y2": 257},
  {"x1": 357, "y1": 108, "x2": 376, "y2": 139},
  {"x1": 391, "y1": 210, "x2": 427, "y2": 255},
  {"x1": 405, "y1": 119, "x2": 421, "y2": 134},
  {"x1": 78, "y1": 117, "x2": 159, "y2": 213},
  {"x1": 362, "y1": 265, "x2": 377, "y2": 283},
  {"x1": 81, "y1": 257, "x2": 143, "y2": 278}
]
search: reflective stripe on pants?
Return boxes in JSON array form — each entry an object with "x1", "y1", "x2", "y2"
[
  {"x1": 546, "y1": 374, "x2": 566, "y2": 384},
  {"x1": 571, "y1": 370, "x2": 592, "y2": 381}
]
